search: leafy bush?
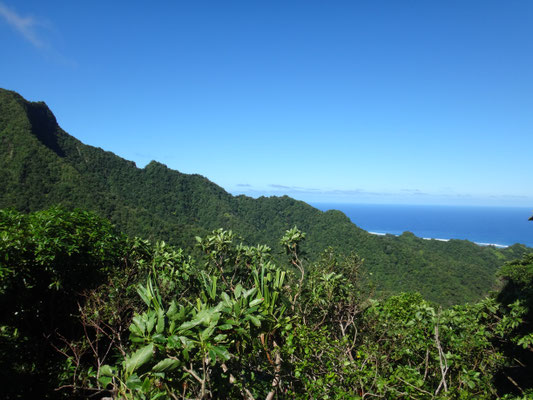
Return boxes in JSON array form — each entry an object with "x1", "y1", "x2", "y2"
[
  {"x1": 0, "y1": 207, "x2": 127, "y2": 399},
  {"x1": 1, "y1": 207, "x2": 532, "y2": 399}
]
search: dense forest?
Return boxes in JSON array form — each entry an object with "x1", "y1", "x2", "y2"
[
  {"x1": 0, "y1": 88, "x2": 529, "y2": 307},
  {"x1": 1, "y1": 208, "x2": 532, "y2": 399},
  {"x1": 0, "y1": 88, "x2": 532, "y2": 398}
]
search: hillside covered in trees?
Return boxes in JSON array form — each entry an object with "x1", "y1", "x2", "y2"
[{"x1": 0, "y1": 88, "x2": 529, "y2": 307}]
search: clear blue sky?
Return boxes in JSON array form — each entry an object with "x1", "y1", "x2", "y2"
[{"x1": 1, "y1": 1, "x2": 532, "y2": 206}]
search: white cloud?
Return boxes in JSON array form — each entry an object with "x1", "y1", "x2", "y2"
[{"x1": 0, "y1": 2, "x2": 46, "y2": 48}]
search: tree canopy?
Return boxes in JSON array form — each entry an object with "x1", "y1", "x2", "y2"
[{"x1": 0, "y1": 88, "x2": 529, "y2": 306}]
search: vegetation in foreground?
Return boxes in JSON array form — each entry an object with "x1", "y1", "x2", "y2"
[{"x1": 1, "y1": 207, "x2": 532, "y2": 399}]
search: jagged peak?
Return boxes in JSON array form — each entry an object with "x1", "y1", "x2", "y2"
[{"x1": 0, "y1": 88, "x2": 64, "y2": 156}]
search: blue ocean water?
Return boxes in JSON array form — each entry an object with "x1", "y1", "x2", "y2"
[{"x1": 311, "y1": 203, "x2": 533, "y2": 248}]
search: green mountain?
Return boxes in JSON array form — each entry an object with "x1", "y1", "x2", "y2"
[{"x1": 0, "y1": 88, "x2": 528, "y2": 306}]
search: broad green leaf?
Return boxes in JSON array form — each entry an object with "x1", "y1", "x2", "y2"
[
  {"x1": 129, "y1": 323, "x2": 144, "y2": 338},
  {"x1": 213, "y1": 333, "x2": 227, "y2": 342},
  {"x1": 137, "y1": 285, "x2": 151, "y2": 307},
  {"x1": 249, "y1": 298, "x2": 264, "y2": 307},
  {"x1": 100, "y1": 364, "x2": 113, "y2": 376},
  {"x1": 245, "y1": 305, "x2": 260, "y2": 315},
  {"x1": 142, "y1": 377, "x2": 151, "y2": 392},
  {"x1": 156, "y1": 308, "x2": 165, "y2": 334},
  {"x1": 179, "y1": 336, "x2": 194, "y2": 347},
  {"x1": 222, "y1": 291, "x2": 231, "y2": 306},
  {"x1": 177, "y1": 304, "x2": 186, "y2": 320},
  {"x1": 126, "y1": 374, "x2": 143, "y2": 390},
  {"x1": 152, "y1": 357, "x2": 180, "y2": 372},
  {"x1": 152, "y1": 333, "x2": 166, "y2": 344},
  {"x1": 167, "y1": 335, "x2": 180, "y2": 348},
  {"x1": 99, "y1": 376, "x2": 112, "y2": 388},
  {"x1": 179, "y1": 318, "x2": 203, "y2": 331},
  {"x1": 212, "y1": 345, "x2": 231, "y2": 361},
  {"x1": 220, "y1": 305, "x2": 232, "y2": 314},
  {"x1": 167, "y1": 300, "x2": 178, "y2": 319},
  {"x1": 234, "y1": 284, "x2": 243, "y2": 298},
  {"x1": 200, "y1": 324, "x2": 215, "y2": 341},
  {"x1": 146, "y1": 312, "x2": 156, "y2": 334},
  {"x1": 132, "y1": 315, "x2": 146, "y2": 336},
  {"x1": 247, "y1": 315, "x2": 261, "y2": 327},
  {"x1": 179, "y1": 308, "x2": 213, "y2": 331},
  {"x1": 243, "y1": 288, "x2": 257, "y2": 299},
  {"x1": 125, "y1": 343, "x2": 154, "y2": 374},
  {"x1": 208, "y1": 348, "x2": 217, "y2": 365}
]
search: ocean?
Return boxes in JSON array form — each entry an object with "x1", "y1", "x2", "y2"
[{"x1": 311, "y1": 203, "x2": 533, "y2": 248}]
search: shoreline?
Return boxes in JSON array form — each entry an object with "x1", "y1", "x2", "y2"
[
  {"x1": 367, "y1": 231, "x2": 509, "y2": 248},
  {"x1": 312, "y1": 203, "x2": 532, "y2": 248}
]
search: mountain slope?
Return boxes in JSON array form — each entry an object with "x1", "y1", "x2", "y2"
[{"x1": 0, "y1": 88, "x2": 528, "y2": 306}]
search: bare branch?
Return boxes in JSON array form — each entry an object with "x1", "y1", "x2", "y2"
[{"x1": 434, "y1": 322, "x2": 448, "y2": 395}]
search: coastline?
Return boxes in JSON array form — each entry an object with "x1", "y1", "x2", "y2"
[
  {"x1": 368, "y1": 231, "x2": 509, "y2": 248},
  {"x1": 311, "y1": 203, "x2": 532, "y2": 248}
]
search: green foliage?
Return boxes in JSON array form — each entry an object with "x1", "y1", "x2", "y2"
[
  {"x1": 1, "y1": 207, "x2": 532, "y2": 398},
  {"x1": 83, "y1": 228, "x2": 290, "y2": 399},
  {"x1": 495, "y1": 254, "x2": 533, "y2": 395},
  {"x1": 355, "y1": 294, "x2": 505, "y2": 398},
  {"x1": 0, "y1": 206, "x2": 126, "y2": 292},
  {"x1": 282, "y1": 293, "x2": 521, "y2": 399},
  {"x1": 2, "y1": 86, "x2": 533, "y2": 396},
  {"x1": 1, "y1": 88, "x2": 529, "y2": 306},
  {"x1": 0, "y1": 207, "x2": 127, "y2": 333},
  {"x1": 0, "y1": 207, "x2": 127, "y2": 399}
]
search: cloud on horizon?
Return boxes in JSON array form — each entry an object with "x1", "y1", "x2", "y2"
[
  {"x1": 0, "y1": 2, "x2": 47, "y2": 48},
  {"x1": 269, "y1": 184, "x2": 321, "y2": 192},
  {"x1": 239, "y1": 184, "x2": 398, "y2": 198},
  {"x1": 229, "y1": 183, "x2": 533, "y2": 206}
]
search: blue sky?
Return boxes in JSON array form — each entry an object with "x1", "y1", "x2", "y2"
[{"x1": 1, "y1": 1, "x2": 532, "y2": 206}]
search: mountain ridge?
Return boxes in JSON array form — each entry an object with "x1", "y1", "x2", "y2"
[{"x1": 0, "y1": 87, "x2": 528, "y2": 306}]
